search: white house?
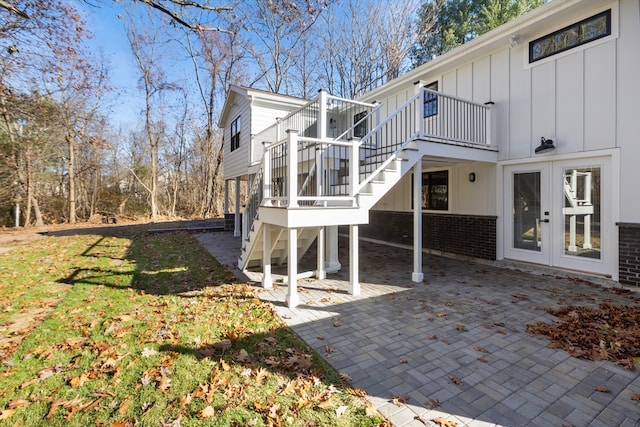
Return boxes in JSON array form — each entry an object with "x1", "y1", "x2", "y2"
[{"x1": 220, "y1": 0, "x2": 640, "y2": 308}]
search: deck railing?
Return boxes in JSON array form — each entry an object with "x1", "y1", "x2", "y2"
[{"x1": 245, "y1": 87, "x2": 493, "y2": 217}]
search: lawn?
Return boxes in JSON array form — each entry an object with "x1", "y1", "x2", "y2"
[{"x1": 0, "y1": 227, "x2": 385, "y2": 426}]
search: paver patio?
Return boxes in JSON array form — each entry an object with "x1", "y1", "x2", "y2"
[{"x1": 196, "y1": 231, "x2": 640, "y2": 427}]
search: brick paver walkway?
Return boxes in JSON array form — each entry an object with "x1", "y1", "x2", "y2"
[{"x1": 196, "y1": 232, "x2": 640, "y2": 427}]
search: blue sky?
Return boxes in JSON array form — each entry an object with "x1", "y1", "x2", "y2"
[{"x1": 78, "y1": 1, "x2": 147, "y2": 130}]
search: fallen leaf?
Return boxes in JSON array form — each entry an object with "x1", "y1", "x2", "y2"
[
  {"x1": 200, "y1": 405, "x2": 215, "y2": 418},
  {"x1": 118, "y1": 398, "x2": 130, "y2": 415},
  {"x1": 332, "y1": 317, "x2": 341, "y2": 327},
  {"x1": 473, "y1": 345, "x2": 489, "y2": 353},
  {"x1": 336, "y1": 405, "x2": 348, "y2": 417},
  {"x1": 391, "y1": 396, "x2": 409, "y2": 406},
  {"x1": 141, "y1": 347, "x2": 157, "y2": 358},
  {"x1": 339, "y1": 372, "x2": 352, "y2": 382},
  {"x1": 349, "y1": 387, "x2": 367, "y2": 397},
  {"x1": 433, "y1": 417, "x2": 458, "y2": 427},
  {"x1": 0, "y1": 409, "x2": 16, "y2": 420},
  {"x1": 449, "y1": 376, "x2": 463, "y2": 385},
  {"x1": 595, "y1": 386, "x2": 610, "y2": 393},
  {"x1": 425, "y1": 399, "x2": 440, "y2": 408}
]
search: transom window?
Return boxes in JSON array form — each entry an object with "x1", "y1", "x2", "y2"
[
  {"x1": 422, "y1": 170, "x2": 448, "y2": 210},
  {"x1": 230, "y1": 116, "x2": 241, "y2": 152},
  {"x1": 529, "y1": 9, "x2": 611, "y2": 63},
  {"x1": 423, "y1": 81, "x2": 438, "y2": 118}
]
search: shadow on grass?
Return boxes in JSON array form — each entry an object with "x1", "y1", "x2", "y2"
[{"x1": 49, "y1": 219, "x2": 234, "y2": 296}]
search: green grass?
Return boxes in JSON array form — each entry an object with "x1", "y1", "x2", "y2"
[{"x1": 0, "y1": 229, "x2": 383, "y2": 426}]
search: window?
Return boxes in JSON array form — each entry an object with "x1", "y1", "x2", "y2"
[
  {"x1": 353, "y1": 111, "x2": 367, "y2": 138},
  {"x1": 230, "y1": 116, "x2": 241, "y2": 152},
  {"x1": 422, "y1": 170, "x2": 448, "y2": 210},
  {"x1": 423, "y1": 81, "x2": 438, "y2": 118},
  {"x1": 529, "y1": 9, "x2": 611, "y2": 63}
]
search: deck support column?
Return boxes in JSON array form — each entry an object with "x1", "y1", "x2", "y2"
[
  {"x1": 349, "y1": 224, "x2": 360, "y2": 295},
  {"x1": 325, "y1": 225, "x2": 341, "y2": 273},
  {"x1": 224, "y1": 180, "x2": 229, "y2": 215},
  {"x1": 234, "y1": 176, "x2": 241, "y2": 237},
  {"x1": 412, "y1": 162, "x2": 424, "y2": 283},
  {"x1": 316, "y1": 226, "x2": 326, "y2": 279},
  {"x1": 287, "y1": 228, "x2": 299, "y2": 308},
  {"x1": 262, "y1": 224, "x2": 273, "y2": 289}
]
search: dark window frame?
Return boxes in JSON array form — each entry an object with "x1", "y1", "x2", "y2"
[
  {"x1": 422, "y1": 170, "x2": 449, "y2": 211},
  {"x1": 423, "y1": 81, "x2": 439, "y2": 118},
  {"x1": 230, "y1": 115, "x2": 241, "y2": 152},
  {"x1": 529, "y1": 9, "x2": 611, "y2": 63}
]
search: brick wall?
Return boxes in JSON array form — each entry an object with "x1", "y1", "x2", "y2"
[
  {"x1": 359, "y1": 211, "x2": 497, "y2": 260},
  {"x1": 619, "y1": 223, "x2": 640, "y2": 286}
]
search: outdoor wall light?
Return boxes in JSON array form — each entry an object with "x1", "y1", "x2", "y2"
[
  {"x1": 468, "y1": 172, "x2": 476, "y2": 182},
  {"x1": 509, "y1": 35, "x2": 522, "y2": 48},
  {"x1": 535, "y1": 137, "x2": 556, "y2": 154}
]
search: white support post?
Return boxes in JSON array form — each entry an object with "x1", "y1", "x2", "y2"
[
  {"x1": 287, "y1": 130, "x2": 299, "y2": 208},
  {"x1": 350, "y1": 138, "x2": 359, "y2": 203},
  {"x1": 325, "y1": 225, "x2": 341, "y2": 273},
  {"x1": 374, "y1": 101, "x2": 381, "y2": 148},
  {"x1": 234, "y1": 176, "x2": 241, "y2": 237},
  {"x1": 349, "y1": 224, "x2": 360, "y2": 295},
  {"x1": 14, "y1": 204, "x2": 20, "y2": 228},
  {"x1": 318, "y1": 89, "x2": 327, "y2": 140},
  {"x1": 317, "y1": 90, "x2": 327, "y2": 198},
  {"x1": 316, "y1": 226, "x2": 326, "y2": 279},
  {"x1": 262, "y1": 224, "x2": 273, "y2": 289},
  {"x1": 224, "y1": 180, "x2": 229, "y2": 215},
  {"x1": 412, "y1": 162, "x2": 424, "y2": 282},
  {"x1": 263, "y1": 143, "x2": 271, "y2": 203},
  {"x1": 485, "y1": 102, "x2": 495, "y2": 147},
  {"x1": 414, "y1": 81, "x2": 425, "y2": 137},
  {"x1": 287, "y1": 227, "x2": 299, "y2": 308}
]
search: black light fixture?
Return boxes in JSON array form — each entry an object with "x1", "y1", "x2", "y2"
[
  {"x1": 468, "y1": 172, "x2": 476, "y2": 183},
  {"x1": 535, "y1": 137, "x2": 556, "y2": 154}
]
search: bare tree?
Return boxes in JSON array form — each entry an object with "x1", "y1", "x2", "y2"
[
  {"x1": 316, "y1": 0, "x2": 420, "y2": 98},
  {"x1": 238, "y1": 0, "x2": 328, "y2": 96},
  {"x1": 125, "y1": 10, "x2": 178, "y2": 221}
]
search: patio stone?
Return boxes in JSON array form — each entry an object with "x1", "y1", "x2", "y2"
[{"x1": 197, "y1": 232, "x2": 640, "y2": 427}]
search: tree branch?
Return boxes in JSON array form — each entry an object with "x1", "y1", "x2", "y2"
[
  {"x1": 0, "y1": 0, "x2": 29, "y2": 19},
  {"x1": 136, "y1": 0, "x2": 233, "y2": 33}
]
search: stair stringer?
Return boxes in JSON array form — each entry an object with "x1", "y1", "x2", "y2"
[{"x1": 238, "y1": 219, "x2": 320, "y2": 270}]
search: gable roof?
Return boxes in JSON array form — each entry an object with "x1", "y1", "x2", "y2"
[{"x1": 218, "y1": 85, "x2": 309, "y2": 128}]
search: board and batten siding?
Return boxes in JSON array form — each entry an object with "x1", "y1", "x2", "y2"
[{"x1": 363, "y1": 0, "x2": 640, "y2": 221}]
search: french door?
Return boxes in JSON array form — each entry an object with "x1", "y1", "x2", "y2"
[{"x1": 504, "y1": 157, "x2": 613, "y2": 277}]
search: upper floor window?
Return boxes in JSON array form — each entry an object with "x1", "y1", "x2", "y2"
[
  {"x1": 230, "y1": 116, "x2": 241, "y2": 152},
  {"x1": 422, "y1": 170, "x2": 448, "y2": 210},
  {"x1": 529, "y1": 9, "x2": 611, "y2": 63},
  {"x1": 353, "y1": 111, "x2": 367, "y2": 138},
  {"x1": 423, "y1": 81, "x2": 438, "y2": 118}
]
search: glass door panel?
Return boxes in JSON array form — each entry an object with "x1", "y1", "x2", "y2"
[
  {"x1": 562, "y1": 166, "x2": 601, "y2": 259},
  {"x1": 513, "y1": 172, "x2": 542, "y2": 251}
]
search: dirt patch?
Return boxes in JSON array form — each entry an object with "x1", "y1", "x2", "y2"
[{"x1": 0, "y1": 230, "x2": 47, "y2": 254}]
